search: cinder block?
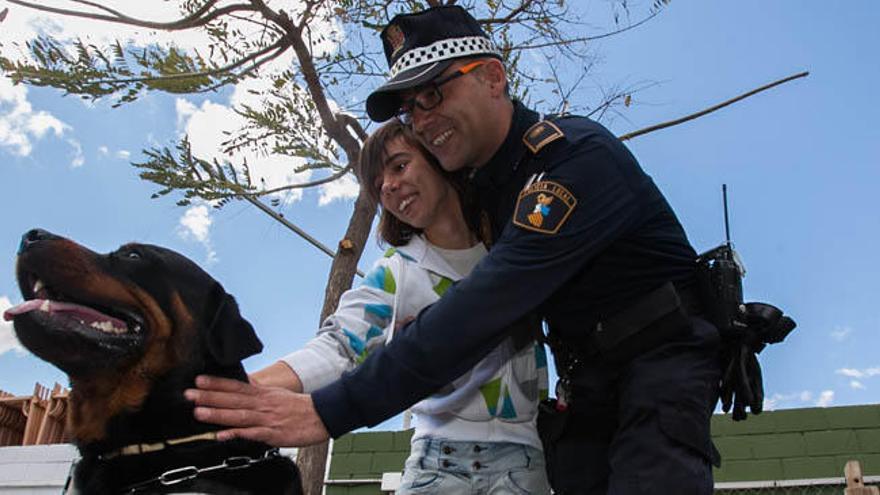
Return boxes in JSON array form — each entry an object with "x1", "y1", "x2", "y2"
[
  {"x1": 371, "y1": 452, "x2": 407, "y2": 474},
  {"x1": 329, "y1": 452, "x2": 373, "y2": 479},
  {"x1": 333, "y1": 434, "x2": 354, "y2": 453},
  {"x1": 346, "y1": 485, "x2": 381, "y2": 495},
  {"x1": 713, "y1": 458, "x2": 783, "y2": 482},
  {"x1": 860, "y1": 453, "x2": 880, "y2": 475},
  {"x1": 826, "y1": 405, "x2": 880, "y2": 430},
  {"x1": 750, "y1": 433, "x2": 806, "y2": 459},
  {"x1": 393, "y1": 429, "x2": 414, "y2": 452},
  {"x1": 711, "y1": 413, "x2": 739, "y2": 438},
  {"x1": 855, "y1": 429, "x2": 880, "y2": 453},
  {"x1": 804, "y1": 430, "x2": 860, "y2": 456},
  {"x1": 771, "y1": 407, "x2": 830, "y2": 433},
  {"x1": 717, "y1": 411, "x2": 779, "y2": 435},
  {"x1": 714, "y1": 436, "x2": 754, "y2": 460},
  {"x1": 782, "y1": 455, "x2": 840, "y2": 479},
  {"x1": 351, "y1": 431, "x2": 394, "y2": 453}
]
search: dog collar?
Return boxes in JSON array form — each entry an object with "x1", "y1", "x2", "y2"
[
  {"x1": 99, "y1": 431, "x2": 219, "y2": 460},
  {"x1": 122, "y1": 447, "x2": 282, "y2": 493}
]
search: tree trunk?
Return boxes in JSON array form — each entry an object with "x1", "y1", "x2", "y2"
[{"x1": 297, "y1": 184, "x2": 377, "y2": 495}]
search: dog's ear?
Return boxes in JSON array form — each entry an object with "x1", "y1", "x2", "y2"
[{"x1": 204, "y1": 283, "x2": 263, "y2": 366}]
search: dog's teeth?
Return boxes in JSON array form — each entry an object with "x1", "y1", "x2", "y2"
[
  {"x1": 40, "y1": 300, "x2": 50, "y2": 312},
  {"x1": 90, "y1": 320, "x2": 126, "y2": 334},
  {"x1": 33, "y1": 279, "x2": 44, "y2": 294}
]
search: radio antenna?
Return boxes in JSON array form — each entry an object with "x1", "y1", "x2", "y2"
[{"x1": 722, "y1": 184, "x2": 732, "y2": 247}]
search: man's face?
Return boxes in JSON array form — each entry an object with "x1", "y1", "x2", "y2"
[{"x1": 402, "y1": 59, "x2": 505, "y2": 172}]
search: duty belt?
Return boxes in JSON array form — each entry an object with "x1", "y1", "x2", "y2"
[{"x1": 547, "y1": 281, "x2": 702, "y2": 372}]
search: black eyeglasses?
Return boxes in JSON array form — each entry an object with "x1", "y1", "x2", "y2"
[{"x1": 397, "y1": 60, "x2": 487, "y2": 125}]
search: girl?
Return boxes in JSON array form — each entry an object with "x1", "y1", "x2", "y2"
[{"x1": 253, "y1": 119, "x2": 550, "y2": 494}]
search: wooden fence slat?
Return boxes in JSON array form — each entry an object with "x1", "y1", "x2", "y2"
[
  {"x1": 844, "y1": 460, "x2": 880, "y2": 495},
  {"x1": 22, "y1": 383, "x2": 50, "y2": 446},
  {"x1": 0, "y1": 389, "x2": 26, "y2": 447}
]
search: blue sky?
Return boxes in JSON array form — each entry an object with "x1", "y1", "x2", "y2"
[{"x1": 1, "y1": 1, "x2": 878, "y2": 429}]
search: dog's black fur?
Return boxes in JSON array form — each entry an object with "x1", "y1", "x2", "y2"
[{"x1": 6, "y1": 229, "x2": 302, "y2": 494}]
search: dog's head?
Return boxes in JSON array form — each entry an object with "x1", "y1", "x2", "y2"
[{"x1": 3, "y1": 229, "x2": 263, "y2": 440}]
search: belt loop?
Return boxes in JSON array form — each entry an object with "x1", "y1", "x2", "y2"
[{"x1": 419, "y1": 438, "x2": 431, "y2": 470}]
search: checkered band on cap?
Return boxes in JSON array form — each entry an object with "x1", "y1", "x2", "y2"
[{"x1": 389, "y1": 36, "x2": 500, "y2": 78}]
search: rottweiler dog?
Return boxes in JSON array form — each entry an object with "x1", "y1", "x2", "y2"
[{"x1": 3, "y1": 229, "x2": 302, "y2": 494}]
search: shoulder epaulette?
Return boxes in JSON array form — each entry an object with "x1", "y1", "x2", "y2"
[{"x1": 523, "y1": 120, "x2": 564, "y2": 154}]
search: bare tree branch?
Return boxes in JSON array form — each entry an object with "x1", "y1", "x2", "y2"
[
  {"x1": 6, "y1": 0, "x2": 257, "y2": 31},
  {"x1": 478, "y1": 0, "x2": 536, "y2": 25},
  {"x1": 509, "y1": 10, "x2": 660, "y2": 52},
  {"x1": 619, "y1": 71, "x2": 810, "y2": 141},
  {"x1": 241, "y1": 165, "x2": 354, "y2": 197}
]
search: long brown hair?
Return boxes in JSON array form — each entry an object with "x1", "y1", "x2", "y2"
[{"x1": 358, "y1": 119, "x2": 476, "y2": 246}]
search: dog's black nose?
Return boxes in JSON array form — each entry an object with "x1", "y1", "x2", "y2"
[{"x1": 19, "y1": 229, "x2": 62, "y2": 255}]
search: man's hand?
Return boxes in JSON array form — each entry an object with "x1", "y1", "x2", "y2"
[{"x1": 185, "y1": 375, "x2": 330, "y2": 447}]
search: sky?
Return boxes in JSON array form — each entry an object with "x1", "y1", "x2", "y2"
[{"x1": 1, "y1": 0, "x2": 878, "y2": 432}]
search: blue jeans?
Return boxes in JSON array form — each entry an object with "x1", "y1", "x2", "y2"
[{"x1": 398, "y1": 438, "x2": 550, "y2": 494}]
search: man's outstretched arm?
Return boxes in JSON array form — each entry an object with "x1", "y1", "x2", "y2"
[{"x1": 189, "y1": 128, "x2": 647, "y2": 445}]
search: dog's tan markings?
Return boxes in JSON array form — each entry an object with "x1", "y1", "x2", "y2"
[
  {"x1": 68, "y1": 285, "x2": 177, "y2": 442},
  {"x1": 168, "y1": 291, "x2": 196, "y2": 363}
]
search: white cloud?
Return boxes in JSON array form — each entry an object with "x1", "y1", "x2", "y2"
[
  {"x1": 27, "y1": 110, "x2": 67, "y2": 137},
  {"x1": 0, "y1": 76, "x2": 68, "y2": 157},
  {"x1": 830, "y1": 325, "x2": 852, "y2": 341},
  {"x1": 177, "y1": 204, "x2": 217, "y2": 265},
  {"x1": 179, "y1": 204, "x2": 212, "y2": 243},
  {"x1": 763, "y1": 390, "x2": 823, "y2": 411},
  {"x1": 850, "y1": 380, "x2": 866, "y2": 390},
  {"x1": 175, "y1": 97, "x2": 312, "y2": 206},
  {"x1": 319, "y1": 172, "x2": 359, "y2": 206},
  {"x1": 836, "y1": 367, "x2": 880, "y2": 379},
  {"x1": 68, "y1": 138, "x2": 84, "y2": 167},
  {"x1": 815, "y1": 390, "x2": 834, "y2": 407},
  {"x1": 0, "y1": 296, "x2": 26, "y2": 356},
  {"x1": 97, "y1": 146, "x2": 131, "y2": 160}
]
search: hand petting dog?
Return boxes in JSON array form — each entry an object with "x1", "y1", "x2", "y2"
[{"x1": 187, "y1": 375, "x2": 330, "y2": 447}]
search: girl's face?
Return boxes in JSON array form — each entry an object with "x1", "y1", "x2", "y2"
[{"x1": 378, "y1": 137, "x2": 456, "y2": 230}]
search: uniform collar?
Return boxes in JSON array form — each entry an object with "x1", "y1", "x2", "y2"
[{"x1": 471, "y1": 100, "x2": 541, "y2": 189}]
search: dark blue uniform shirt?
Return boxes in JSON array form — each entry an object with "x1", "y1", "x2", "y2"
[{"x1": 312, "y1": 101, "x2": 698, "y2": 436}]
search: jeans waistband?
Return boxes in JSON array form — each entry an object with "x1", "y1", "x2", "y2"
[{"x1": 411, "y1": 438, "x2": 539, "y2": 474}]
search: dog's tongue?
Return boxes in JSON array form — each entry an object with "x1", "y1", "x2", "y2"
[{"x1": 3, "y1": 299, "x2": 128, "y2": 333}]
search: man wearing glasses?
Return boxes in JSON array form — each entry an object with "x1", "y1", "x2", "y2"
[{"x1": 189, "y1": 6, "x2": 721, "y2": 494}]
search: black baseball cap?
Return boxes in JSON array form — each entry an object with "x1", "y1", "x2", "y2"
[{"x1": 366, "y1": 6, "x2": 501, "y2": 122}]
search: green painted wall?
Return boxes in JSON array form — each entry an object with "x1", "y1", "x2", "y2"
[{"x1": 325, "y1": 404, "x2": 880, "y2": 494}]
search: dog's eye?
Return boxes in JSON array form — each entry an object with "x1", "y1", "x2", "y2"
[{"x1": 124, "y1": 251, "x2": 142, "y2": 260}]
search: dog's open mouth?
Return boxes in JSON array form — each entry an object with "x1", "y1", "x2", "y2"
[
  {"x1": 4, "y1": 273, "x2": 144, "y2": 334},
  {"x1": 4, "y1": 268, "x2": 149, "y2": 375}
]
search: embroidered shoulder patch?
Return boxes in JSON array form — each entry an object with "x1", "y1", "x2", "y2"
[
  {"x1": 513, "y1": 180, "x2": 577, "y2": 234},
  {"x1": 523, "y1": 120, "x2": 564, "y2": 154}
]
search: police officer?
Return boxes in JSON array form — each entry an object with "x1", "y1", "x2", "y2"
[{"x1": 189, "y1": 6, "x2": 722, "y2": 494}]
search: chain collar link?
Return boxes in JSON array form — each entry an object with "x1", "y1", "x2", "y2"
[{"x1": 123, "y1": 447, "x2": 281, "y2": 493}]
